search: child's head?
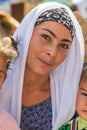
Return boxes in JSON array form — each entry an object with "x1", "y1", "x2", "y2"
[
  {"x1": 0, "y1": 37, "x2": 18, "y2": 88},
  {"x1": 76, "y1": 66, "x2": 87, "y2": 120}
]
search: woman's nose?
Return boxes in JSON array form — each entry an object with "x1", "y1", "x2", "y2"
[{"x1": 46, "y1": 46, "x2": 57, "y2": 57}]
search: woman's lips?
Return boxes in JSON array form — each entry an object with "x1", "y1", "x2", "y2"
[{"x1": 38, "y1": 57, "x2": 53, "y2": 66}]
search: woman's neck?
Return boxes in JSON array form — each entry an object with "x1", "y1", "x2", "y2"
[
  {"x1": 22, "y1": 65, "x2": 51, "y2": 107},
  {"x1": 23, "y1": 66, "x2": 50, "y2": 91}
]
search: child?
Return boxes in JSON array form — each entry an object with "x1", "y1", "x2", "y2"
[
  {"x1": 0, "y1": 36, "x2": 20, "y2": 130},
  {"x1": 59, "y1": 65, "x2": 87, "y2": 130},
  {"x1": 0, "y1": 36, "x2": 18, "y2": 88}
]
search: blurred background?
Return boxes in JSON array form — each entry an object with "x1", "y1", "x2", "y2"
[{"x1": 0, "y1": 0, "x2": 87, "y2": 22}]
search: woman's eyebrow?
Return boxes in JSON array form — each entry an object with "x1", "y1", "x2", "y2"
[
  {"x1": 61, "y1": 39, "x2": 72, "y2": 43},
  {"x1": 42, "y1": 28, "x2": 57, "y2": 38},
  {"x1": 80, "y1": 88, "x2": 87, "y2": 92},
  {"x1": 42, "y1": 28, "x2": 72, "y2": 43}
]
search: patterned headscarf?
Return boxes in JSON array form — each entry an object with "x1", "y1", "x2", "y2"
[{"x1": 35, "y1": 8, "x2": 76, "y2": 38}]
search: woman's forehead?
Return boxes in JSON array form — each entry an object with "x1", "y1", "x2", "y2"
[{"x1": 34, "y1": 21, "x2": 72, "y2": 41}]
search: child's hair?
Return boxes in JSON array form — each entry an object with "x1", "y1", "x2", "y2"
[
  {"x1": 0, "y1": 37, "x2": 18, "y2": 67},
  {"x1": 80, "y1": 65, "x2": 87, "y2": 83}
]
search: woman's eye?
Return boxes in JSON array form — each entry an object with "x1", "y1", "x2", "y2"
[
  {"x1": 81, "y1": 92, "x2": 87, "y2": 96},
  {"x1": 59, "y1": 43, "x2": 69, "y2": 49},
  {"x1": 41, "y1": 34, "x2": 50, "y2": 41}
]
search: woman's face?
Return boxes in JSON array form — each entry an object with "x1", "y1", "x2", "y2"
[
  {"x1": 76, "y1": 79, "x2": 87, "y2": 121},
  {"x1": 27, "y1": 21, "x2": 72, "y2": 76}
]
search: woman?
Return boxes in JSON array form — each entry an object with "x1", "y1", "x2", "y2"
[{"x1": 0, "y1": 2, "x2": 84, "y2": 130}]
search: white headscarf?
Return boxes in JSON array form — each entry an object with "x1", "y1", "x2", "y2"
[{"x1": 0, "y1": 2, "x2": 84, "y2": 130}]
